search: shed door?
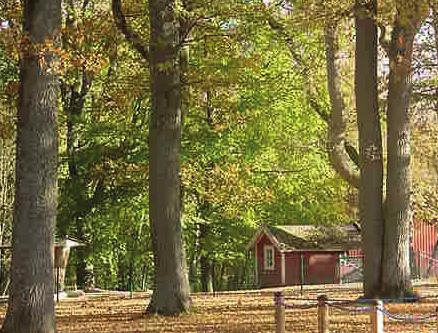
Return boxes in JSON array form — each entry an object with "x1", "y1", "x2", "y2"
[
  {"x1": 307, "y1": 254, "x2": 337, "y2": 284},
  {"x1": 285, "y1": 254, "x2": 301, "y2": 285}
]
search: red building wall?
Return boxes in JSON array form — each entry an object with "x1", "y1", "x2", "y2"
[
  {"x1": 256, "y1": 232, "x2": 341, "y2": 287},
  {"x1": 412, "y1": 219, "x2": 438, "y2": 276},
  {"x1": 412, "y1": 219, "x2": 437, "y2": 255},
  {"x1": 306, "y1": 252, "x2": 340, "y2": 284},
  {"x1": 285, "y1": 252, "x2": 301, "y2": 285},
  {"x1": 255, "y1": 220, "x2": 438, "y2": 288},
  {"x1": 284, "y1": 252, "x2": 340, "y2": 285},
  {"x1": 256, "y1": 234, "x2": 282, "y2": 287}
]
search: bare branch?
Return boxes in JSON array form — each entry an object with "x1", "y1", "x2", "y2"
[
  {"x1": 111, "y1": 0, "x2": 149, "y2": 61},
  {"x1": 325, "y1": 23, "x2": 360, "y2": 188},
  {"x1": 251, "y1": 169, "x2": 306, "y2": 174},
  {"x1": 268, "y1": 16, "x2": 360, "y2": 174}
]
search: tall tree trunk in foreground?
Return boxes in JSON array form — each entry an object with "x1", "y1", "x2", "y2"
[
  {"x1": 354, "y1": 0, "x2": 384, "y2": 298},
  {"x1": 1, "y1": 0, "x2": 61, "y2": 332},
  {"x1": 431, "y1": 2, "x2": 438, "y2": 113},
  {"x1": 112, "y1": 0, "x2": 190, "y2": 314},
  {"x1": 381, "y1": 2, "x2": 426, "y2": 297},
  {"x1": 146, "y1": 0, "x2": 190, "y2": 315}
]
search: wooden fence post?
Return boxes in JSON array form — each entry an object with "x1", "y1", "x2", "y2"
[
  {"x1": 274, "y1": 291, "x2": 285, "y2": 333},
  {"x1": 317, "y1": 295, "x2": 329, "y2": 333},
  {"x1": 436, "y1": 306, "x2": 438, "y2": 332},
  {"x1": 370, "y1": 300, "x2": 384, "y2": 333}
]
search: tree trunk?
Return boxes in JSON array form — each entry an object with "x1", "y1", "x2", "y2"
[
  {"x1": 146, "y1": 0, "x2": 190, "y2": 315},
  {"x1": 1, "y1": 0, "x2": 61, "y2": 331},
  {"x1": 0, "y1": 140, "x2": 14, "y2": 294},
  {"x1": 431, "y1": 3, "x2": 438, "y2": 113},
  {"x1": 381, "y1": 9, "x2": 423, "y2": 297},
  {"x1": 324, "y1": 24, "x2": 360, "y2": 189},
  {"x1": 354, "y1": 0, "x2": 384, "y2": 298},
  {"x1": 200, "y1": 255, "x2": 213, "y2": 293},
  {"x1": 199, "y1": 221, "x2": 213, "y2": 293}
]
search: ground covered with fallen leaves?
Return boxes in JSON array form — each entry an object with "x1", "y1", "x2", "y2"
[{"x1": 1, "y1": 283, "x2": 438, "y2": 332}]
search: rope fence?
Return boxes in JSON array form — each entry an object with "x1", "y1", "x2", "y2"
[{"x1": 273, "y1": 291, "x2": 438, "y2": 333}]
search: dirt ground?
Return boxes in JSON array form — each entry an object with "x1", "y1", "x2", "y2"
[{"x1": 1, "y1": 283, "x2": 438, "y2": 332}]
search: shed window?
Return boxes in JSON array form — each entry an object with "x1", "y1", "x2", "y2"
[{"x1": 264, "y1": 245, "x2": 275, "y2": 270}]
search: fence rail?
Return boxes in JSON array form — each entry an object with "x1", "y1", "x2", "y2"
[{"x1": 274, "y1": 291, "x2": 438, "y2": 333}]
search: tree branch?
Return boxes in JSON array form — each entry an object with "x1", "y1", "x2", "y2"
[
  {"x1": 325, "y1": 23, "x2": 360, "y2": 188},
  {"x1": 251, "y1": 169, "x2": 306, "y2": 174},
  {"x1": 111, "y1": 0, "x2": 149, "y2": 61},
  {"x1": 268, "y1": 15, "x2": 361, "y2": 175}
]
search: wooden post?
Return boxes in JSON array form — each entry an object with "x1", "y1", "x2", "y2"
[
  {"x1": 317, "y1": 295, "x2": 329, "y2": 333},
  {"x1": 435, "y1": 306, "x2": 438, "y2": 333},
  {"x1": 274, "y1": 291, "x2": 285, "y2": 333},
  {"x1": 370, "y1": 300, "x2": 384, "y2": 333},
  {"x1": 56, "y1": 267, "x2": 60, "y2": 303},
  {"x1": 300, "y1": 254, "x2": 305, "y2": 295}
]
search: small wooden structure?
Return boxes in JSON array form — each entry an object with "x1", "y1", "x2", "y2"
[
  {"x1": 247, "y1": 224, "x2": 361, "y2": 288},
  {"x1": 248, "y1": 220, "x2": 438, "y2": 288},
  {"x1": 54, "y1": 236, "x2": 85, "y2": 293},
  {"x1": 0, "y1": 236, "x2": 84, "y2": 297}
]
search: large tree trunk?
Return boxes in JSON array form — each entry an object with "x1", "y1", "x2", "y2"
[
  {"x1": 146, "y1": 0, "x2": 190, "y2": 315},
  {"x1": 1, "y1": 0, "x2": 61, "y2": 332},
  {"x1": 354, "y1": 0, "x2": 384, "y2": 298},
  {"x1": 381, "y1": 5, "x2": 425, "y2": 297},
  {"x1": 431, "y1": 2, "x2": 438, "y2": 113}
]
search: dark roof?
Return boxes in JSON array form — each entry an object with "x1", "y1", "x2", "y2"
[{"x1": 265, "y1": 224, "x2": 361, "y2": 251}]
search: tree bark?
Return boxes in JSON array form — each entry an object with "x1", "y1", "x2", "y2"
[
  {"x1": 431, "y1": 2, "x2": 438, "y2": 113},
  {"x1": 199, "y1": 223, "x2": 213, "y2": 293},
  {"x1": 146, "y1": 0, "x2": 190, "y2": 315},
  {"x1": 200, "y1": 255, "x2": 213, "y2": 293},
  {"x1": 324, "y1": 24, "x2": 360, "y2": 189},
  {"x1": 354, "y1": 0, "x2": 384, "y2": 298},
  {"x1": 1, "y1": 0, "x2": 61, "y2": 332},
  {"x1": 269, "y1": 16, "x2": 361, "y2": 183},
  {"x1": 0, "y1": 139, "x2": 14, "y2": 294},
  {"x1": 381, "y1": 4, "x2": 425, "y2": 297}
]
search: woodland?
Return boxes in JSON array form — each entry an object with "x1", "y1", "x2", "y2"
[{"x1": 0, "y1": 0, "x2": 437, "y2": 331}]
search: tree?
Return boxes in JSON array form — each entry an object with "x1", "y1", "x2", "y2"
[
  {"x1": 112, "y1": 0, "x2": 190, "y2": 314},
  {"x1": 267, "y1": 0, "x2": 429, "y2": 297},
  {"x1": 354, "y1": 0, "x2": 384, "y2": 298},
  {"x1": 1, "y1": 0, "x2": 61, "y2": 331},
  {"x1": 328, "y1": 0, "x2": 427, "y2": 298},
  {"x1": 331, "y1": 0, "x2": 428, "y2": 297},
  {"x1": 146, "y1": 0, "x2": 191, "y2": 314},
  {"x1": 380, "y1": 0, "x2": 428, "y2": 297}
]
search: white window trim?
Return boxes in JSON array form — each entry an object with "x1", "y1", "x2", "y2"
[{"x1": 264, "y1": 245, "x2": 275, "y2": 270}]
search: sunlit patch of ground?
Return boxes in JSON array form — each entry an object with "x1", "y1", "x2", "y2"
[{"x1": 0, "y1": 283, "x2": 438, "y2": 332}]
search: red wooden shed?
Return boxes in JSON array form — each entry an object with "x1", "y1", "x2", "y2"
[
  {"x1": 247, "y1": 224, "x2": 361, "y2": 288},
  {"x1": 248, "y1": 220, "x2": 438, "y2": 288}
]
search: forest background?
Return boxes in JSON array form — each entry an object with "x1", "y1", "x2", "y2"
[{"x1": 0, "y1": 0, "x2": 437, "y2": 294}]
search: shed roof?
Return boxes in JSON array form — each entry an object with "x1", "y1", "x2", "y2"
[
  {"x1": 248, "y1": 224, "x2": 361, "y2": 252},
  {"x1": 0, "y1": 236, "x2": 85, "y2": 250}
]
